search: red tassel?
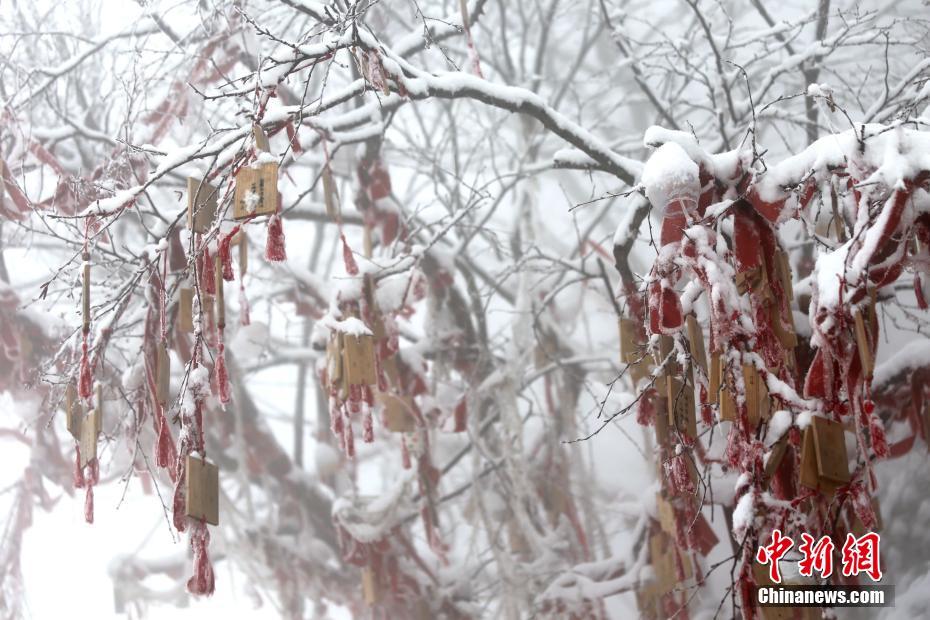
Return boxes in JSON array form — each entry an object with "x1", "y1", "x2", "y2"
[
  {"x1": 401, "y1": 437, "x2": 411, "y2": 469},
  {"x1": 156, "y1": 407, "x2": 177, "y2": 480},
  {"x1": 84, "y1": 485, "x2": 94, "y2": 524},
  {"x1": 219, "y1": 234, "x2": 235, "y2": 282},
  {"x1": 202, "y1": 246, "x2": 215, "y2": 295},
  {"x1": 78, "y1": 333, "x2": 93, "y2": 400},
  {"x1": 73, "y1": 447, "x2": 85, "y2": 489},
  {"x1": 173, "y1": 471, "x2": 187, "y2": 533},
  {"x1": 869, "y1": 414, "x2": 889, "y2": 459},
  {"x1": 363, "y1": 411, "x2": 374, "y2": 443},
  {"x1": 238, "y1": 284, "x2": 251, "y2": 326},
  {"x1": 341, "y1": 233, "x2": 358, "y2": 275},
  {"x1": 265, "y1": 213, "x2": 287, "y2": 262},
  {"x1": 187, "y1": 520, "x2": 216, "y2": 596},
  {"x1": 345, "y1": 417, "x2": 356, "y2": 458},
  {"x1": 215, "y1": 336, "x2": 231, "y2": 405}
]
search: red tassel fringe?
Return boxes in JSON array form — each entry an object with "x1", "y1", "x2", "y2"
[
  {"x1": 869, "y1": 414, "x2": 889, "y2": 459},
  {"x1": 341, "y1": 234, "x2": 358, "y2": 275},
  {"x1": 187, "y1": 520, "x2": 216, "y2": 596},
  {"x1": 265, "y1": 214, "x2": 287, "y2": 262},
  {"x1": 215, "y1": 338, "x2": 231, "y2": 405},
  {"x1": 219, "y1": 234, "x2": 235, "y2": 281},
  {"x1": 74, "y1": 447, "x2": 85, "y2": 489},
  {"x1": 202, "y1": 246, "x2": 216, "y2": 295}
]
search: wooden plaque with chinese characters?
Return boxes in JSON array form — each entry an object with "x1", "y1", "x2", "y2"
[
  {"x1": 185, "y1": 454, "x2": 219, "y2": 525},
  {"x1": 178, "y1": 288, "x2": 194, "y2": 333},
  {"x1": 811, "y1": 416, "x2": 850, "y2": 484},
  {"x1": 79, "y1": 409, "x2": 100, "y2": 467},
  {"x1": 343, "y1": 333, "x2": 377, "y2": 386},
  {"x1": 187, "y1": 177, "x2": 219, "y2": 233},
  {"x1": 233, "y1": 163, "x2": 278, "y2": 219}
]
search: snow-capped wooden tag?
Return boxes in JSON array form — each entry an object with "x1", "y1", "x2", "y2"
[
  {"x1": 178, "y1": 288, "x2": 194, "y2": 333},
  {"x1": 82, "y1": 254, "x2": 91, "y2": 332},
  {"x1": 213, "y1": 255, "x2": 225, "y2": 329},
  {"x1": 187, "y1": 177, "x2": 219, "y2": 234},
  {"x1": 65, "y1": 383, "x2": 82, "y2": 440},
  {"x1": 233, "y1": 162, "x2": 278, "y2": 219},
  {"x1": 343, "y1": 333, "x2": 377, "y2": 386},
  {"x1": 812, "y1": 416, "x2": 849, "y2": 485},
  {"x1": 666, "y1": 375, "x2": 697, "y2": 440},
  {"x1": 79, "y1": 409, "x2": 99, "y2": 467},
  {"x1": 380, "y1": 392, "x2": 416, "y2": 432},
  {"x1": 361, "y1": 566, "x2": 379, "y2": 605},
  {"x1": 185, "y1": 454, "x2": 219, "y2": 525},
  {"x1": 853, "y1": 308, "x2": 874, "y2": 379},
  {"x1": 322, "y1": 165, "x2": 339, "y2": 219},
  {"x1": 156, "y1": 343, "x2": 170, "y2": 406},
  {"x1": 252, "y1": 124, "x2": 270, "y2": 153},
  {"x1": 686, "y1": 315, "x2": 707, "y2": 373}
]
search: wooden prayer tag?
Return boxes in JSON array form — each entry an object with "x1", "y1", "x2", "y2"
[
  {"x1": 619, "y1": 317, "x2": 650, "y2": 383},
  {"x1": 853, "y1": 308, "x2": 874, "y2": 379},
  {"x1": 649, "y1": 533, "x2": 677, "y2": 595},
  {"x1": 79, "y1": 409, "x2": 100, "y2": 467},
  {"x1": 771, "y1": 305, "x2": 798, "y2": 349},
  {"x1": 233, "y1": 162, "x2": 278, "y2": 219},
  {"x1": 811, "y1": 416, "x2": 850, "y2": 485},
  {"x1": 178, "y1": 288, "x2": 194, "y2": 332},
  {"x1": 187, "y1": 177, "x2": 219, "y2": 234},
  {"x1": 653, "y1": 335, "x2": 674, "y2": 391},
  {"x1": 252, "y1": 124, "x2": 270, "y2": 153},
  {"x1": 156, "y1": 343, "x2": 170, "y2": 406},
  {"x1": 655, "y1": 493, "x2": 677, "y2": 536},
  {"x1": 327, "y1": 333, "x2": 344, "y2": 385},
  {"x1": 709, "y1": 352, "x2": 721, "y2": 405},
  {"x1": 764, "y1": 435, "x2": 789, "y2": 484},
  {"x1": 775, "y1": 250, "x2": 794, "y2": 301},
  {"x1": 65, "y1": 384, "x2": 82, "y2": 440},
  {"x1": 742, "y1": 364, "x2": 768, "y2": 426},
  {"x1": 185, "y1": 454, "x2": 219, "y2": 525},
  {"x1": 94, "y1": 384, "x2": 103, "y2": 434},
  {"x1": 666, "y1": 375, "x2": 697, "y2": 440},
  {"x1": 380, "y1": 392, "x2": 416, "y2": 432},
  {"x1": 686, "y1": 315, "x2": 707, "y2": 373},
  {"x1": 361, "y1": 566, "x2": 379, "y2": 605},
  {"x1": 343, "y1": 333, "x2": 377, "y2": 386}
]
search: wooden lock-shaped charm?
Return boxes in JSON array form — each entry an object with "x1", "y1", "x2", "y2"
[
  {"x1": 233, "y1": 162, "x2": 278, "y2": 220},
  {"x1": 185, "y1": 454, "x2": 219, "y2": 525},
  {"x1": 156, "y1": 343, "x2": 170, "y2": 407},
  {"x1": 79, "y1": 408, "x2": 101, "y2": 468},
  {"x1": 187, "y1": 177, "x2": 219, "y2": 234},
  {"x1": 799, "y1": 416, "x2": 850, "y2": 495},
  {"x1": 342, "y1": 333, "x2": 377, "y2": 386},
  {"x1": 65, "y1": 383, "x2": 83, "y2": 440}
]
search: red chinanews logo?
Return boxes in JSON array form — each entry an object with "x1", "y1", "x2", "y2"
[{"x1": 756, "y1": 529, "x2": 882, "y2": 583}]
